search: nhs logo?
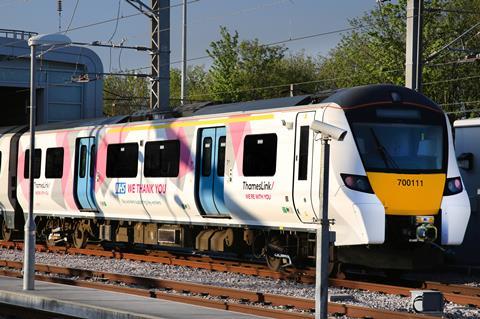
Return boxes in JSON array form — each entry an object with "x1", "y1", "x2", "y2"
[{"x1": 115, "y1": 182, "x2": 126, "y2": 195}]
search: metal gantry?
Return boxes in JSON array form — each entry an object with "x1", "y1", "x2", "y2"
[
  {"x1": 405, "y1": 0, "x2": 424, "y2": 92},
  {"x1": 125, "y1": 0, "x2": 170, "y2": 110}
]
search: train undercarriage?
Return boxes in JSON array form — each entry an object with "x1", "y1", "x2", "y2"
[
  {"x1": 0, "y1": 214, "x2": 446, "y2": 272},
  {"x1": 0, "y1": 215, "x2": 321, "y2": 271}
]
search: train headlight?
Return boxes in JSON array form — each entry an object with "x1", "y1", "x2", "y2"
[
  {"x1": 443, "y1": 177, "x2": 463, "y2": 196},
  {"x1": 341, "y1": 174, "x2": 374, "y2": 194}
]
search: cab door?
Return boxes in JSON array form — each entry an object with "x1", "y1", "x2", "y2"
[
  {"x1": 75, "y1": 137, "x2": 96, "y2": 210},
  {"x1": 198, "y1": 127, "x2": 228, "y2": 215},
  {"x1": 292, "y1": 112, "x2": 317, "y2": 222}
]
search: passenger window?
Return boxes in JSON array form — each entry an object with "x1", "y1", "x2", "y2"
[
  {"x1": 202, "y1": 137, "x2": 212, "y2": 177},
  {"x1": 217, "y1": 136, "x2": 226, "y2": 177},
  {"x1": 298, "y1": 126, "x2": 309, "y2": 180},
  {"x1": 243, "y1": 134, "x2": 277, "y2": 176},
  {"x1": 90, "y1": 144, "x2": 96, "y2": 178},
  {"x1": 106, "y1": 143, "x2": 139, "y2": 178},
  {"x1": 24, "y1": 149, "x2": 42, "y2": 179},
  {"x1": 79, "y1": 145, "x2": 87, "y2": 178},
  {"x1": 45, "y1": 147, "x2": 64, "y2": 179},
  {"x1": 144, "y1": 140, "x2": 180, "y2": 177}
]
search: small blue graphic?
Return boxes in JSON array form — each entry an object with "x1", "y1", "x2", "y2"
[{"x1": 115, "y1": 182, "x2": 126, "y2": 195}]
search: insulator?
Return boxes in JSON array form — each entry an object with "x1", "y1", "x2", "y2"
[{"x1": 57, "y1": 0, "x2": 63, "y2": 13}]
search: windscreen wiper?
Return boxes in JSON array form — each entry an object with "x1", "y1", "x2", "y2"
[{"x1": 370, "y1": 128, "x2": 399, "y2": 169}]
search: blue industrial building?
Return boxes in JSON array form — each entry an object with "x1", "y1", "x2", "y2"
[{"x1": 0, "y1": 29, "x2": 103, "y2": 125}]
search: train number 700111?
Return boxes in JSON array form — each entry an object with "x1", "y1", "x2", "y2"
[{"x1": 397, "y1": 179, "x2": 424, "y2": 187}]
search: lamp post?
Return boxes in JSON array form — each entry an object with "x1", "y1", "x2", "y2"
[
  {"x1": 310, "y1": 120, "x2": 346, "y2": 319},
  {"x1": 24, "y1": 34, "x2": 71, "y2": 290}
]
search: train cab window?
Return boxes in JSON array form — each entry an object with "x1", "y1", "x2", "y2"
[
  {"x1": 106, "y1": 143, "x2": 139, "y2": 178},
  {"x1": 217, "y1": 136, "x2": 226, "y2": 177},
  {"x1": 243, "y1": 134, "x2": 277, "y2": 176},
  {"x1": 144, "y1": 140, "x2": 180, "y2": 177},
  {"x1": 298, "y1": 126, "x2": 310, "y2": 180},
  {"x1": 24, "y1": 149, "x2": 42, "y2": 179},
  {"x1": 202, "y1": 137, "x2": 212, "y2": 176},
  {"x1": 45, "y1": 147, "x2": 64, "y2": 179}
]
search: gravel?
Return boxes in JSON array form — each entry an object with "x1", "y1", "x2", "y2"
[{"x1": 1, "y1": 247, "x2": 479, "y2": 318}]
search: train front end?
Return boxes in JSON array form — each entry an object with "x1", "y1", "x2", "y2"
[{"x1": 325, "y1": 85, "x2": 470, "y2": 268}]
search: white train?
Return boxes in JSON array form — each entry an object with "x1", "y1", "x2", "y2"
[{"x1": 0, "y1": 84, "x2": 471, "y2": 270}]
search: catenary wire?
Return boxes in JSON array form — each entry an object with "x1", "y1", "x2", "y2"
[{"x1": 65, "y1": 0, "x2": 80, "y2": 32}]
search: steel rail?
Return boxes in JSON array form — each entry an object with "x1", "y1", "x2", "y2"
[
  {"x1": 2, "y1": 241, "x2": 480, "y2": 308},
  {"x1": 0, "y1": 240, "x2": 314, "y2": 282},
  {"x1": 0, "y1": 259, "x2": 440, "y2": 319}
]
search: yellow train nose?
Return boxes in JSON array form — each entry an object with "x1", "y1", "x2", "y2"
[{"x1": 366, "y1": 172, "x2": 446, "y2": 215}]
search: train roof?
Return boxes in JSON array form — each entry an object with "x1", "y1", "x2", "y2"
[
  {"x1": 322, "y1": 84, "x2": 441, "y2": 110},
  {"x1": 191, "y1": 95, "x2": 312, "y2": 116},
  {"x1": 9, "y1": 85, "x2": 443, "y2": 134},
  {"x1": 30, "y1": 115, "x2": 129, "y2": 132},
  {"x1": 21, "y1": 95, "x2": 315, "y2": 132}
]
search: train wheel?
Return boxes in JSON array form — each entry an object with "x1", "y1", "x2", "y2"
[
  {"x1": 265, "y1": 237, "x2": 286, "y2": 271},
  {"x1": 1, "y1": 218, "x2": 12, "y2": 241},
  {"x1": 72, "y1": 221, "x2": 88, "y2": 249},
  {"x1": 45, "y1": 219, "x2": 59, "y2": 247},
  {"x1": 266, "y1": 254, "x2": 283, "y2": 271}
]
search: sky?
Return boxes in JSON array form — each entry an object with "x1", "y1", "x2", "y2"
[{"x1": 0, "y1": 0, "x2": 378, "y2": 73}]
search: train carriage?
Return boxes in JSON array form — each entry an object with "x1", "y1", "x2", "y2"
[{"x1": 0, "y1": 84, "x2": 471, "y2": 270}]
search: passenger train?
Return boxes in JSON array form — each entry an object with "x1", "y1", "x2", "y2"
[{"x1": 0, "y1": 84, "x2": 471, "y2": 270}]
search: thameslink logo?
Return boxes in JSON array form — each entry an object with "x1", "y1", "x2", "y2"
[
  {"x1": 115, "y1": 182, "x2": 126, "y2": 195},
  {"x1": 242, "y1": 181, "x2": 274, "y2": 191}
]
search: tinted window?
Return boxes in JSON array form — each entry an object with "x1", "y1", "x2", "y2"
[
  {"x1": 217, "y1": 136, "x2": 226, "y2": 177},
  {"x1": 24, "y1": 149, "x2": 42, "y2": 179},
  {"x1": 79, "y1": 145, "x2": 87, "y2": 178},
  {"x1": 45, "y1": 147, "x2": 64, "y2": 179},
  {"x1": 243, "y1": 134, "x2": 277, "y2": 176},
  {"x1": 298, "y1": 126, "x2": 309, "y2": 180},
  {"x1": 106, "y1": 143, "x2": 138, "y2": 178},
  {"x1": 90, "y1": 144, "x2": 96, "y2": 178},
  {"x1": 352, "y1": 123, "x2": 444, "y2": 172},
  {"x1": 144, "y1": 140, "x2": 180, "y2": 177},
  {"x1": 345, "y1": 104, "x2": 447, "y2": 173},
  {"x1": 202, "y1": 137, "x2": 212, "y2": 177}
]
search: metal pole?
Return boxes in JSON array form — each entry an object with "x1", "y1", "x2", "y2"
[
  {"x1": 23, "y1": 43, "x2": 37, "y2": 291},
  {"x1": 180, "y1": 0, "x2": 187, "y2": 106},
  {"x1": 150, "y1": 0, "x2": 170, "y2": 110},
  {"x1": 405, "y1": 0, "x2": 423, "y2": 91},
  {"x1": 315, "y1": 137, "x2": 331, "y2": 319}
]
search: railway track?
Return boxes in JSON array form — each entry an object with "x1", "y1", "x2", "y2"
[
  {"x1": 0, "y1": 259, "x2": 443, "y2": 319},
  {"x1": 0, "y1": 240, "x2": 316, "y2": 282},
  {"x1": 1, "y1": 240, "x2": 480, "y2": 310}
]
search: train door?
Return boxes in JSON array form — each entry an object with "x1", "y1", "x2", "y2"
[
  {"x1": 75, "y1": 137, "x2": 96, "y2": 210},
  {"x1": 292, "y1": 112, "x2": 317, "y2": 222},
  {"x1": 198, "y1": 127, "x2": 228, "y2": 215}
]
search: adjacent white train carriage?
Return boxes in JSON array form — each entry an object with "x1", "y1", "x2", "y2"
[{"x1": 0, "y1": 84, "x2": 471, "y2": 269}]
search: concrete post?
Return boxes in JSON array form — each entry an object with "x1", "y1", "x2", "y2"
[{"x1": 23, "y1": 43, "x2": 37, "y2": 291}]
